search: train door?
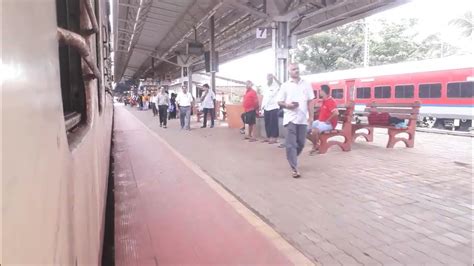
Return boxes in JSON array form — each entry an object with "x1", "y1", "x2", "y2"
[{"x1": 345, "y1": 79, "x2": 356, "y2": 103}]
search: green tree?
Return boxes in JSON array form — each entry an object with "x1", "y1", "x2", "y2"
[
  {"x1": 416, "y1": 34, "x2": 459, "y2": 59},
  {"x1": 294, "y1": 18, "x2": 461, "y2": 73},
  {"x1": 369, "y1": 18, "x2": 421, "y2": 65},
  {"x1": 294, "y1": 21, "x2": 365, "y2": 73},
  {"x1": 450, "y1": 11, "x2": 473, "y2": 37}
]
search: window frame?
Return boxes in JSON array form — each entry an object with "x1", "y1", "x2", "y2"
[
  {"x1": 394, "y1": 84, "x2": 415, "y2": 99},
  {"x1": 331, "y1": 88, "x2": 344, "y2": 99},
  {"x1": 447, "y1": 81, "x2": 474, "y2": 98},
  {"x1": 56, "y1": 0, "x2": 87, "y2": 131},
  {"x1": 356, "y1": 87, "x2": 371, "y2": 99},
  {"x1": 418, "y1": 83, "x2": 442, "y2": 99},
  {"x1": 374, "y1": 85, "x2": 391, "y2": 99}
]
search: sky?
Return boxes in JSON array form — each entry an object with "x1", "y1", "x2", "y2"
[{"x1": 217, "y1": 0, "x2": 474, "y2": 87}]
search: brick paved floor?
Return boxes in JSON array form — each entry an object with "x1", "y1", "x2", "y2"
[{"x1": 126, "y1": 106, "x2": 473, "y2": 265}]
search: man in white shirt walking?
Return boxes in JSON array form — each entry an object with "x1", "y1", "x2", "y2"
[
  {"x1": 176, "y1": 85, "x2": 194, "y2": 130},
  {"x1": 277, "y1": 63, "x2": 315, "y2": 178},
  {"x1": 261, "y1": 74, "x2": 281, "y2": 144},
  {"x1": 150, "y1": 90, "x2": 158, "y2": 116},
  {"x1": 200, "y1": 84, "x2": 216, "y2": 128}
]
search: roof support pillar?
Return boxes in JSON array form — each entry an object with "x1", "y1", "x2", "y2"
[
  {"x1": 273, "y1": 21, "x2": 290, "y2": 82},
  {"x1": 210, "y1": 15, "x2": 216, "y2": 93}
]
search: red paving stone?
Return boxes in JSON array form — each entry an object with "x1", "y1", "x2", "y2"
[{"x1": 113, "y1": 106, "x2": 293, "y2": 265}]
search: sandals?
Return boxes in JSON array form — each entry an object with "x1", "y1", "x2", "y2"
[
  {"x1": 292, "y1": 169, "x2": 301, "y2": 178},
  {"x1": 309, "y1": 147, "x2": 319, "y2": 156},
  {"x1": 248, "y1": 138, "x2": 258, "y2": 142}
]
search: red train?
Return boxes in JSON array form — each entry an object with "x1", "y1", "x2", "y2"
[{"x1": 304, "y1": 56, "x2": 474, "y2": 131}]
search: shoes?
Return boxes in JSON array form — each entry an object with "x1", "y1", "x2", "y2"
[
  {"x1": 163, "y1": 125, "x2": 167, "y2": 128},
  {"x1": 292, "y1": 169, "x2": 301, "y2": 178},
  {"x1": 210, "y1": 125, "x2": 214, "y2": 128},
  {"x1": 239, "y1": 128, "x2": 245, "y2": 134},
  {"x1": 201, "y1": 126, "x2": 206, "y2": 128}
]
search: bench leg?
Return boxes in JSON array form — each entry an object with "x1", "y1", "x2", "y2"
[
  {"x1": 318, "y1": 134, "x2": 351, "y2": 154},
  {"x1": 352, "y1": 127, "x2": 374, "y2": 143},
  {"x1": 387, "y1": 129, "x2": 415, "y2": 148}
]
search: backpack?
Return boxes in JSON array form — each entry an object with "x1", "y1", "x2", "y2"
[{"x1": 368, "y1": 112, "x2": 390, "y2": 126}]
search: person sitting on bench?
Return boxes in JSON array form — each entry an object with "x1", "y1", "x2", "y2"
[{"x1": 308, "y1": 85, "x2": 338, "y2": 154}]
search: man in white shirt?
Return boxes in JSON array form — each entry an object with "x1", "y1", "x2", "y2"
[
  {"x1": 176, "y1": 85, "x2": 194, "y2": 130},
  {"x1": 261, "y1": 73, "x2": 281, "y2": 144},
  {"x1": 277, "y1": 63, "x2": 315, "y2": 178},
  {"x1": 200, "y1": 84, "x2": 216, "y2": 128},
  {"x1": 150, "y1": 90, "x2": 158, "y2": 116}
]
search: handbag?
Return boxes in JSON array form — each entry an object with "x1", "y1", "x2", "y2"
[{"x1": 368, "y1": 112, "x2": 390, "y2": 126}]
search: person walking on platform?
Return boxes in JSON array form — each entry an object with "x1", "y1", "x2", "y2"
[
  {"x1": 241, "y1": 80, "x2": 259, "y2": 141},
  {"x1": 277, "y1": 63, "x2": 315, "y2": 178},
  {"x1": 137, "y1": 94, "x2": 143, "y2": 110},
  {"x1": 200, "y1": 84, "x2": 216, "y2": 128},
  {"x1": 168, "y1": 93, "x2": 177, "y2": 120},
  {"x1": 157, "y1": 87, "x2": 170, "y2": 128},
  {"x1": 261, "y1": 73, "x2": 281, "y2": 144},
  {"x1": 176, "y1": 85, "x2": 194, "y2": 130},
  {"x1": 150, "y1": 90, "x2": 158, "y2": 116}
]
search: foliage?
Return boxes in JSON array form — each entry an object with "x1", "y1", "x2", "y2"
[
  {"x1": 294, "y1": 18, "x2": 462, "y2": 74},
  {"x1": 449, "y1": 11, "x2": 473, "y2": 37}
]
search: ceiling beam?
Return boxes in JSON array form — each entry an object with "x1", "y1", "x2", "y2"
[{"x1": 222, "y1": 0, "x2": 271, "y2": 21}]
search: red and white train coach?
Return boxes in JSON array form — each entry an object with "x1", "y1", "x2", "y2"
[{"x1": 304, "y1": 56, "x2": 474, "y2": 131}]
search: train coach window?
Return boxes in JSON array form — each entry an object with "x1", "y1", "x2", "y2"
[
  {"x1": 331, "y1": 89, "x2": 344, "y2": 99},
  {"x1": 374, "y1": 86, "x2": 391, "y2": 98},
  {"x1": 395, "y1": 85, "x2": 414, "y2": 98},
  {"x1": 56, "y1": 0, "x2": 87, "y2": 130},
  {"x1": 447, "y1": 82, "x2": 474, "y2": 98},
  {"x1": 356, "y1": 87, "x2": 371, "y2": 99},
  {"x1": 419, "y1": 83, "x2": 441, "y2": 98}
]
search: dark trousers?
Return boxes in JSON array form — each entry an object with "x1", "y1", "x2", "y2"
[
  {"x1": 203, "y1": 108, "x2": 215, "y2": 127},
  {"x1": 151, "y1": 102, "x2": 158, "y2": 116},
  {"x1": 158, "y1": 105, "x2": 168, "y2": 126},
  {"x1": 264, "y1": 109, "x2": 279, "y2": 138}
]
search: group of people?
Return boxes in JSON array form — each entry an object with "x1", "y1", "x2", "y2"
[
  {"x1": 240, "y1": 63, "x2": 339, "y2": 178},
  {"x1": 141, "y1": 84, "x2": 219, "y2": 131},
  {"x1": 149, "y1": 88, "x2": 178, "y2": 128}
]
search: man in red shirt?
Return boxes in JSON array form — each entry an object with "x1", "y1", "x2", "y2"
[
  {"x1": 241, "y1": 80, "x2": 259, "y2": 141},
  {"x1": 308, "y1": 85, "x2": 338, "y2": 154}
]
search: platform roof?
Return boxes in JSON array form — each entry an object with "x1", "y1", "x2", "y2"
[{"x1": 113, "y1": 0, "x2": 407, "y2": 82}]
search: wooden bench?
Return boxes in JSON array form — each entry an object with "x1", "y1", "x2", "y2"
[
  {"x1": 352, "y1": 102, "x2": 420, "y2": 148},
  {"x1": 313, "y1": 102, "x2": 354, "y2": 154}
]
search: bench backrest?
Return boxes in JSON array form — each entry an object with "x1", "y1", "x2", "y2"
[{"x1": 365, "y1": 101, "x2": 420, "y2": 127}]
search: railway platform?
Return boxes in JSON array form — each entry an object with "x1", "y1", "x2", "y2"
[
  {"x1": 115, "y1": 105, "x2": 473, "y2": 265},
  {"x1": 112, "y1": 106, "x2": 312, "y2": 265}
]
